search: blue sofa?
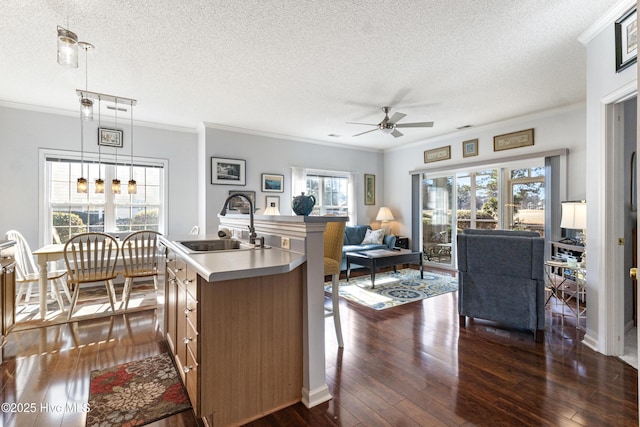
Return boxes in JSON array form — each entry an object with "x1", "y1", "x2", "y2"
[
  {"x1": 457, "y1": 228, "x2": 545, "y2": 342},
  {"x1": 340, "y1": 225, "x2": 397, "y2": 271}
]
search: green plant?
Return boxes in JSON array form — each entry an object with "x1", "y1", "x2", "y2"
[{"x1": 52, "y1": 211, "x2": 86, "y2": 243}]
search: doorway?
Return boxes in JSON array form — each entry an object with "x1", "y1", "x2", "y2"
[{"x1": 620, "y1": 96, "x2": 638, "y2": 369}]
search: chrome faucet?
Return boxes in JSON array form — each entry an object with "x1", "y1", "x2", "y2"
[{"x1": 219, "y1": 193, "x2": 258, "y2": 244}]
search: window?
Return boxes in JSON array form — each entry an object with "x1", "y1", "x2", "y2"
[
  {"x1": 292, "y1": 167, "x2": 356, "y2": 222},
  {"x1": 306, "y1": 173, "x2": 350, "y2": 216},
  {"x1": 43, "y1": 151, "x2": 166, "y2": 244}
]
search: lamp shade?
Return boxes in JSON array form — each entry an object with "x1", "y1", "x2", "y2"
[
  {"x1": 57, "y1": 26, "x2": 78, "y2": 68},
  {"x1": 560, "y1": 201, "x2": 586, "y2": 230},
  {"x1": 376, "y1": 207, "x2": 395, "y2": 222},
  {"x1": 264, "y1": 202, "x2": 280, "y2": 215}
]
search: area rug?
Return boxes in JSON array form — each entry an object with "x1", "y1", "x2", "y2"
[
  {"x1": 86, "y1": 353, "x2": 191, "y2": 427},
  {"x1": 325, "y1": 268, "x2": 457, "y2": 310}
]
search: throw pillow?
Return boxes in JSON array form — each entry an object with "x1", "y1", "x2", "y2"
[{"x1": 361, "y1": 228, "x2": 384, "y2": 245}]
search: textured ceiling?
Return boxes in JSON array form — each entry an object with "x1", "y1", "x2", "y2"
[{"x1": 0, "y1": 0, "x2": 624, "y2": 150}]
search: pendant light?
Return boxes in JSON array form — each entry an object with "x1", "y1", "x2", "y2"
[
  {"x1": 75, "y1": 40, "x2": 93, "y2": 193},
  {"x1": 112, "y1": 99, "x2": 121, "y2": 194},
  {"x1": 95, "y1": 97, "x2": 104, "y2": 193},
  {"x1": 128, "y1": 100, "x2": 137, "y2": 194},
  {"x1": 57, "y1": 25, "x2": 78, "y2": 68},
  {"x1": 76, "y1": 99, "x2": 87, "y2": 193},
  {"x1": 78, "y1": 42, "x2": 94, "y2": 120}
]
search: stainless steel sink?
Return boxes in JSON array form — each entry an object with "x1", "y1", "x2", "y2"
[{"x1": 173, "y1": 239, "x2": 256, "y2": 254}]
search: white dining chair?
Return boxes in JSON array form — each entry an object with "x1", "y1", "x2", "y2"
[{"x1": 5, "y1": 230, "x2": 71, "y2": 312}]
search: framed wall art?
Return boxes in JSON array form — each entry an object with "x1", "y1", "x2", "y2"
[
  {"x1": 364, "y1": 174, "x2": 375, "y2": 205},
  {"x1": 211, "y1": 157, "x2": 246, "y2": 185},
  {"x1": 98, "y1": 127, "x2": 123, "y2": 148},
  {"x1": 265, "y1": 195, "x2": 280, "y2": 211},
  {"x1": 226, "y1": 190, "x2": 255, "y2": 213},
  {"x1": 462, "y1": 139, "x2": 478, "y2": 158},
  {"x1": 424, "y1": 145, "x2": 451, "y2": 163},
  {"x1": 616, "y1": 6, "x2": 638, "y2": 73},
  {"x1": 261, "y1": 173, "x2": 284, "y2": 192},
  {"x1": 493, "y1": 128, "x2": 534, "y2": 152}
]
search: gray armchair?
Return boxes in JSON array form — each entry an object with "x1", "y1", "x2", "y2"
[{"x1": 457, "y1": 229, "x2": 545, "y2": 342}]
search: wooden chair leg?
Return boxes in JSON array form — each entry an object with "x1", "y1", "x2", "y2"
[
  {"x1": 105, "y1": 280, "x2": 117, "y2": 312},
  {"x1": 534, "y1": 329, "x2": 544, "y2": 343},
  {"x1": 67, "y1": 285, "x2": 81, "y2": 320}
]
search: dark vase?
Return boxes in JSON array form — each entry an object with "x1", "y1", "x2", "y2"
[{"x1": 292, "y1": 192, "x2": 316, "y2": 216}]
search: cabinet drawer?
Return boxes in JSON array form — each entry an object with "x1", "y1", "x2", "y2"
[
  {"x1": 185, "y1": 317, "x2": 198, "y2": 362},
  {"x1": 184, "y1": 293, "x2": 198, "y2": 330},
  {"x1": 174, "y1": 257, "x2": 187, "y2": 283},
  {"x1": 185, "y1": 344, "x2": 199, "y2": 414},
  {"x1": 183, "y1": 269, "x2": 197, "y2": 299}
]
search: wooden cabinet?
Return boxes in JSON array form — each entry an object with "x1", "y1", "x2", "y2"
[
  {"x1": 165, "y1": 248, "x2": 199, "y2": 415},
  {"x1": 164, "y1": 246, "x2": 303, "y2": 426},
  {"x1": 0, "y1": 241, "x2": 16, "y2": 342}
]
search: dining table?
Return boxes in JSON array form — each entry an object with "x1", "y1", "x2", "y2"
[
  {"x1": 32, "y1": 243, "x2": 66, "y2": 319},
  {"x1": 32, "y1": 240, "x2": 132, "y2": 319}
]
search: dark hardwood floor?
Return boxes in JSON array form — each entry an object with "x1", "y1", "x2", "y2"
[{"x1": 0, "y1": 268, "x2": 637, "y2": 426}]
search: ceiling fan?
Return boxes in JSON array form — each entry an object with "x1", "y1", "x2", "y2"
[{"x1": 347, "y1": 106, "x2": 434, "y2": 138}]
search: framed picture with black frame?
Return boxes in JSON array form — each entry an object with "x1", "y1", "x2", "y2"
[
  {"x1": 615, "y1": 6, "x2": 638, "y2": 72},
  {"x1": 211, "y1": 157, "x2": 246, "y2": 185}
]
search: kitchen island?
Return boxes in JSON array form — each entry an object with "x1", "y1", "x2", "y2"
[{"x1": 160, "y1": 214, "x2": 346, "y2": 427}]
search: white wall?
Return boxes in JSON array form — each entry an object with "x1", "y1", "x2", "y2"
[
  {"x1": 0, "y1": 105, "x2": 199, "y2": 248},
  {"x1": 200, "y1": 125, "x2": 384, "y2": 234},
  {"x1": 582, "y1": 0, "x2": 638, "y2": 354},
  {"x1": 383, "y1": 104, "x2": 587, "y2": 239}
]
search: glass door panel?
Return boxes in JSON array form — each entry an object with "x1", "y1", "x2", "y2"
[
  {"x1": 504, "y1": 166, "x2": 545, "y2": 236},
  {"x1": 422, "y1": 175, "x2": 454, "y2": 267}
]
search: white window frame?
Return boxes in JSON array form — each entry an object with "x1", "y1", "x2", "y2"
[
  {"x1": 292, "y1": 167, "x2": 356, "y2": 224},
  {"x1": 39, "y1": 149, "x2": 168, "y2": 246}
]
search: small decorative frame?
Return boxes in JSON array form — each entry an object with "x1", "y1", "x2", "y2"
[
  {"x1": 493, "y1": 128, "x2": 534, "y2": 152},
  {"x1": 226, "y1": 190, "x2": 255, "y2": 213},
  {"x1": 462, "y1": 139, "x2": 478, "y2": 158},
  {"x1": 615, "y1": 6, "x2": 638, "y2": 73},
  {"x1": 261, "y1": 173, "x2": 284, "y2": 192},
  {"x1": 364, "y1": 174, "x2": 375, "y2": 205},
  {"x1": 211, "y1": 157, "x2": 246, "y2": 185},
  {"x1": 98, "y1": 127, "x2": 123, "y2": 148},
  {"x1": 424, "y1": 145, "x2": 451, "y2": 163},
  {"x1": 265, "y1": 195, "x2": 280, "y2": 211}
]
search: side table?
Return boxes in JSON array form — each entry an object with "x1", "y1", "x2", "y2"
[{"x1": 544, "y1": 260, "x2": 586, "y2": 327}]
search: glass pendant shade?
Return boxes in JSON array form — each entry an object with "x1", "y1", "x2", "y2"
[
  {"x1": 128, "y1": 179, "x2": 137, "y2": 194},
  {"x1": 80, "y1": 98, "x2": 94, "y2": 120},
  {"x1": 112, "y1": 179, "x2": 121, "y2": 194},
  {"x1": 95, "y1": 178, "x2": 105, "y2": 193},
  {"x1": 57, "y1": 26, "x2": 78, "y2": 68},
  {"x1": 77, "y1": 177, "x2": 88, "y2": 193}
]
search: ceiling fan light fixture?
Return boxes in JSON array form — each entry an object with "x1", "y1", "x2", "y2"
[{"x1": 57, "y1": 26, "x2": 78, "y2": 68}]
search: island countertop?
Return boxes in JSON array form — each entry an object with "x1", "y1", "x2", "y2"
[{"x1": 159, "y1": 234, "x2": 306, "y2": 282}]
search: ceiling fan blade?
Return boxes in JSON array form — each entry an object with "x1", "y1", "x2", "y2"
[
  {"x1": 391, "y1": 129, "x2": 403, "y2": 138},
  {"x1": 388, "y1": 112, "x2": 407, "y2": 124},
  {"x1": 346, "y1": 122, "x2": 377, "y2": 126},
  {"x1": 353, "y1": 128, "x2": 378, "y2": 137},
  {"x1": 395, "y1": 121, "x2": 434, "y2": 128}
]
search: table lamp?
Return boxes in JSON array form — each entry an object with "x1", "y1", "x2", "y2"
[
  {"x1": 376, "y1": 206, "x2": 395, "y2": 235},
  {"x1": 560, "y1": 200, "x2": 587, "y2": 266}
]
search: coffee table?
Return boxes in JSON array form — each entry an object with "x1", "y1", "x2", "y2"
[{"x1": 345, "y1": 249, "x2": 423, "y2": 289}]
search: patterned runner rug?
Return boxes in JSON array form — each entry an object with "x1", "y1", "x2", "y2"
[
  {"x1": 86, "y1": 353, "x2": 191, "y2": 427},
  {"x1": 325, "y1": 268, "x2": 457, "y2": 310}
]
